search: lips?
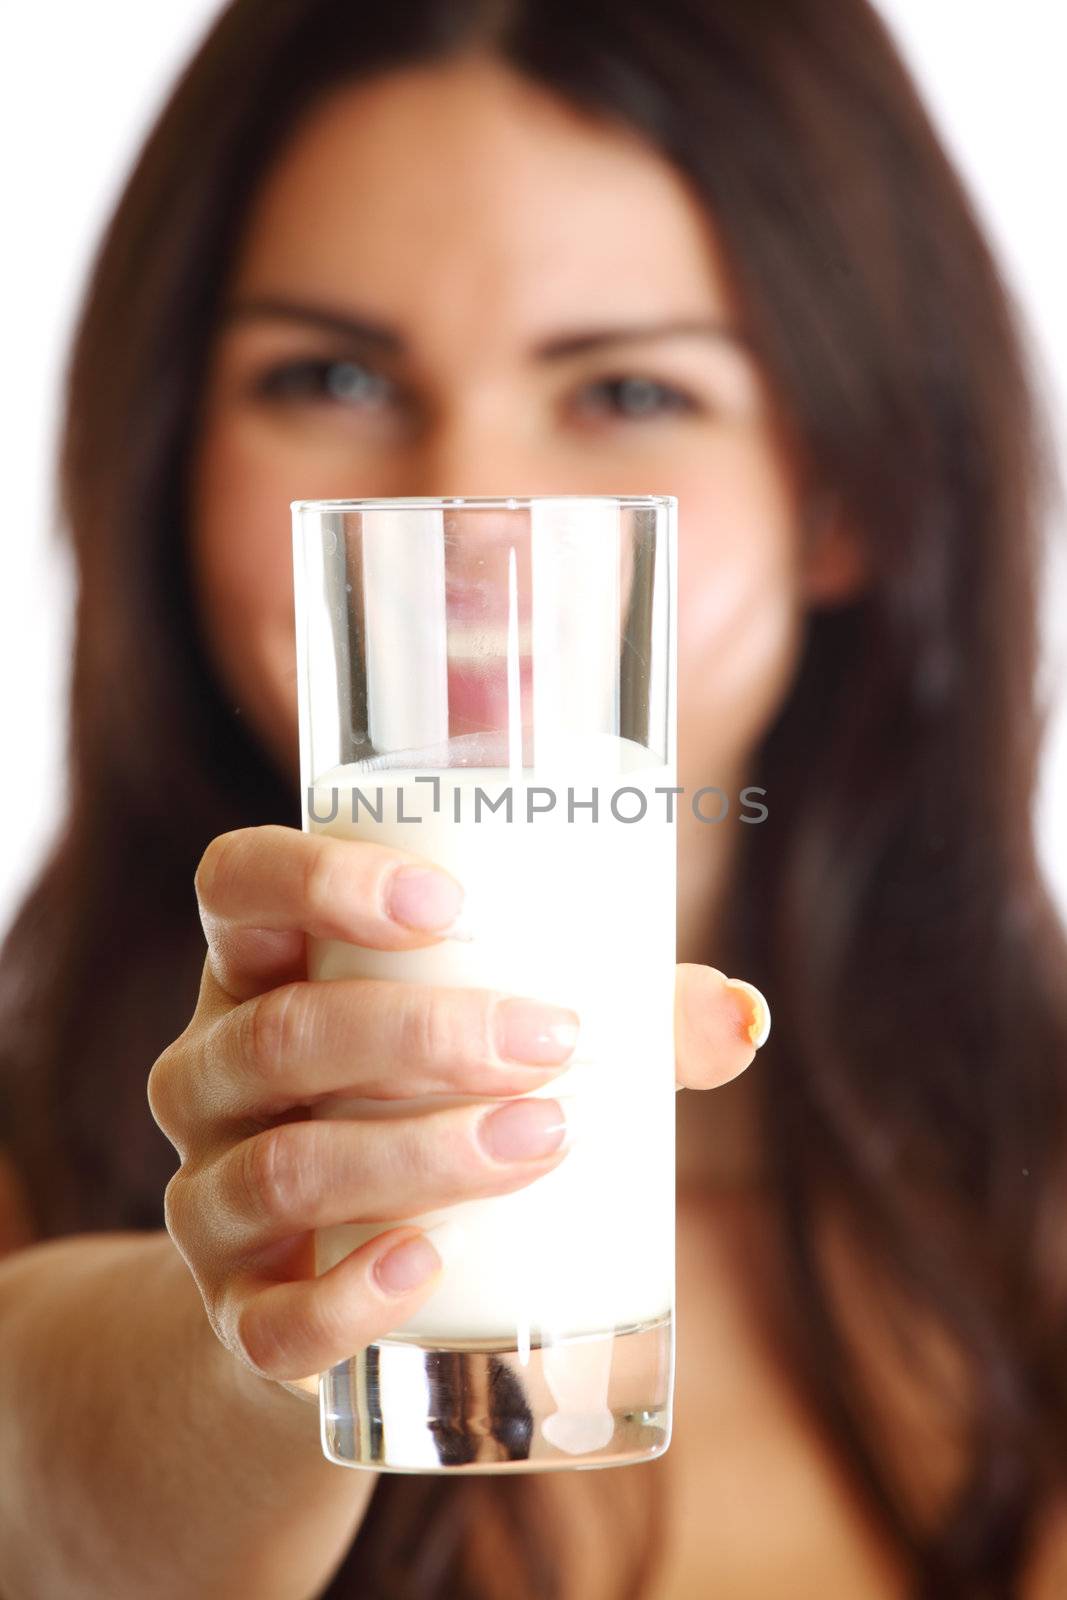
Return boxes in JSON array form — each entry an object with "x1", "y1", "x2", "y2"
[
  {"x1": 446, "y1": 654, "x2": 533, "y2": 734},
  {"x1": 443, "y1": 561, "x2": 533, "y2": 733}
]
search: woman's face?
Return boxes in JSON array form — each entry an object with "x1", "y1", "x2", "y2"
[{"x1": 191, "y1": 55, "x2": 856, "y2": 933}]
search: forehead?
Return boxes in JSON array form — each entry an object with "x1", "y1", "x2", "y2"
[{"x1": 227, "y1": 55, "x2": 733, "y2": 345}]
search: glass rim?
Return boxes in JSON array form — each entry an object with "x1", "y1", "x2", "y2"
[{"x1": 291, "y1": 493, "x2": 676, "y2": 514}]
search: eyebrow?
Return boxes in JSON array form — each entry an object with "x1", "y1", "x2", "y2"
[{"x1": 222, "y1": 295, "x2": 744, "y2": 359}]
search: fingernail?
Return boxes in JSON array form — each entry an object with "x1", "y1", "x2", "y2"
[
  {"x1": 386, "y1": 866, "x2": 465, "y2": 933},
  {"x1": 492, "y1": 998, "x2": 580, "y2": 1066},
  {"x1": 723, "y1": 978, "x2": 772, "y2": 1049},
  {"x1": 420, "y1": 1217, "x2": 469, "y2": 1268},
  {"x1": 477, "y1": 1096, "x2": 573, "y2": 1162},
  {"x1": 372, "y1": 1220, "x2": 467, "y2": 1295}
]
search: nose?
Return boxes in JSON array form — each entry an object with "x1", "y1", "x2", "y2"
[
  {"x1": 366, "y1": 411, "x2": 631, "y2": 597},
  {"x1": 393, "y1": 407, "x2": 584, "y2": 502},
  {"x1": 382, "y1": 418, "x2": 549, "y2": 587}
]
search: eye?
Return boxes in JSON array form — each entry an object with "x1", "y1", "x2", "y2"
[
  {"x1": 254, "y1": 357, "x2": 396, "y2": 409},
  {"x1": 571, "y1": 375, "x2": 699, "y2": 423}
]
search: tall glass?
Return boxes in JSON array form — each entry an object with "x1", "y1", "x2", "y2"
[{"x1": 292, "y1": 496, "x2": 677, "y2": 1473}]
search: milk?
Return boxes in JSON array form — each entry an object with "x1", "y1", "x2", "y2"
[{"x1": 306, "y1": 733, "x2": 676, "y2": 1347}]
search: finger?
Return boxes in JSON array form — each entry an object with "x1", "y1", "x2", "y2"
[
  {"x1": 203, "y1": 980, "x2": 580, "y2": 1123},
  {"x1": 201, "y1": 1095, "x2": 574, "y2": 1251},
  {"x1": 194, "y1": 825, "x2": 469, "y2": 1003},
  {"x1": 674, "y1": 964, "x2": 771, "y2": 1092},
  {"x1": 223, "y1": 1222, "x2": 463, "y2": 1383}
]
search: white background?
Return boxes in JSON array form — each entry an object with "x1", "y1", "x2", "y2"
[{"x1": 1, "y1": 2, "x2": 1065, "y2": 932}]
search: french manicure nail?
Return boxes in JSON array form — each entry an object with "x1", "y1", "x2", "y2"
[
  {"x1": 477, "y1": 1096, "x2": 574, "y2": 1162},
  {"x1": 724, "y1": 978, "x2": 772, "y2": 1048},
  {"x1": 374, "y1": 1231, "x2": 443, "y2": 1294},
  {"x1": 373, "y1": 1219, "x2": 468, "y2": 1295},
  {"x1": 419, "y1": 1218, "x2": 468, "y2": 1270},
  {"x1": 493, "y1": 998, "x2": 580, "y2": 1066},
  {"x1": 386, "y1": 866, "x2": 465, "y2": 933}
]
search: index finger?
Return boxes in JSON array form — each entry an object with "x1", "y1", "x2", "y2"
[{"x1": 194, "y1": 825, "x2": 468, "y2": 1004}]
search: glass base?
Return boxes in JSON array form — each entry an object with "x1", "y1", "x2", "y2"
[{"x1": 320, "y1": 1312, "x2": 673, "y2": 1474}]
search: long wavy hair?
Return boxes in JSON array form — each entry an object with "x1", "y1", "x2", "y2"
[{"x1": 2, "y1": 0, "x2": 1066, "y2": 1594}]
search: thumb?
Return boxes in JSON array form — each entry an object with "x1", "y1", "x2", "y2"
[{"x1": 674, "y1": 964, "x2": 771, "y2": 1093}]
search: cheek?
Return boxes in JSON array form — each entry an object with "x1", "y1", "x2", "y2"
[
  {"x1": 193, "y1": 407, "x2": 296, "y2": 603},
  {"x1": 675, "y1": 451, "x2": 806, "y2": 775},
  {"x1": 189, "y1": 413, "x2": 303, "y2": 762}
]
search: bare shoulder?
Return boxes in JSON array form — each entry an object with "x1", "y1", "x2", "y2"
[
  {"x1": 0, "y1": 1149, "x2": 37, "y2": 1255},
  {"x1": 1023, "y1": 1501, "x2": 1067, "y2": 1598},
  {"x1": 539, "y1": 1190, "x2": 910, "y2": 1600}
]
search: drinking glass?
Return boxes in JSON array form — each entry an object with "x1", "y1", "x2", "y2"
[{"x1": 292, "y1": 495, "x2": 677, "y2": 1473}]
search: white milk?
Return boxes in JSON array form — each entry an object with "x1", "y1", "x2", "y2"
[{"x1": 306, "y1": 732, "x2": 675, "y2": 1347}]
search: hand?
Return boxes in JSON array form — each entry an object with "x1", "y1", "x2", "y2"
[{"x1": 148, "y1": 825, "x2": 768, "y2": 1398}]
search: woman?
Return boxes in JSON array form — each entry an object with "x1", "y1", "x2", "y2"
[{"x1": 1, "y1": 0, "x2": 1065, "y2": 1595}]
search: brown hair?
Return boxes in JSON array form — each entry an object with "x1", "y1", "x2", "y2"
[{"x1": 2, "y1": 0, "x2": 1066, "y2": 1593}]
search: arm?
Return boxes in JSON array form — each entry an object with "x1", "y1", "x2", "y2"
[
  {"x1": 0, "y1": 1229, "x2": 377, "y2": 1600},
  {"x1": 0, "y1": 825, "x2": 755, "y2": 1600}
]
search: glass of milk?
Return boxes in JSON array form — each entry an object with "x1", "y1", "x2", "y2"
[{"x1": 292, "y1": 496, "x2": 677, "y2": 1473}]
